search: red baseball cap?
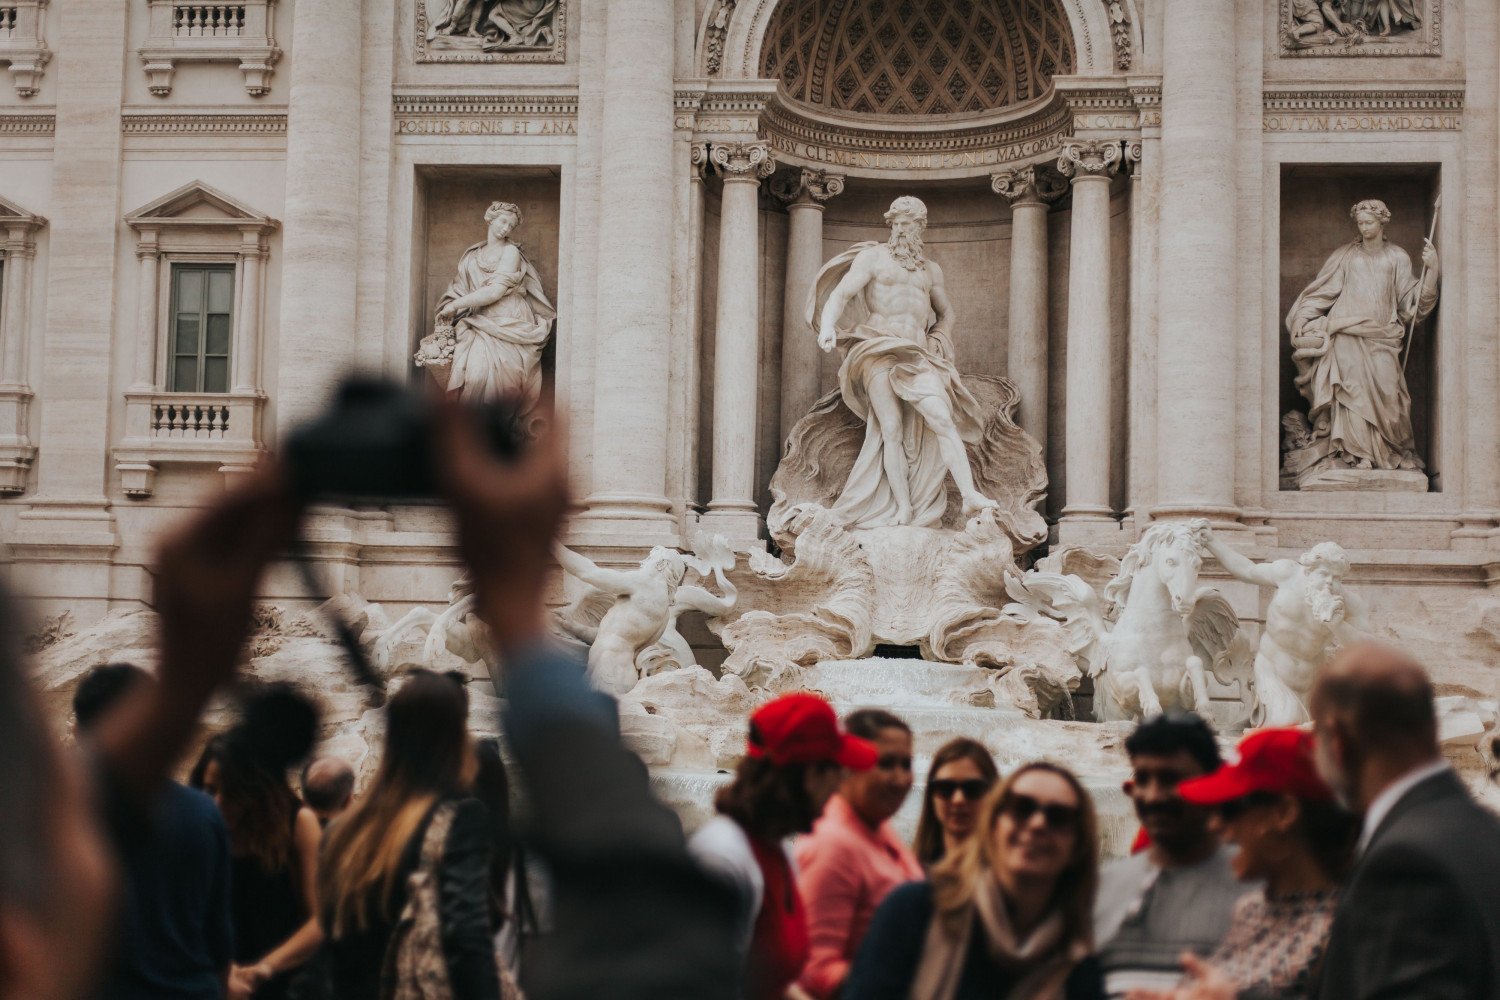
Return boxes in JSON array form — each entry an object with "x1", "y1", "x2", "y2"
[
  {"x1": 1178, "y1": 727, "x2": 1334, "y2": 805},
  {"x1": 747, "y1": 693, "x2": 878, "y2": 770}
]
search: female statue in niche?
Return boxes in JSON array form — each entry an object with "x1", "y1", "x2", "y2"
[
  {"x1": 1284, "y1": 198, "x2": 1438, "y2": 484},
  {"x1": 417, "y1": 200, "x2": 555, "y2": 417}
]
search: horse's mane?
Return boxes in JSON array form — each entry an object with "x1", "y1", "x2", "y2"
[{"x1": 1102, "y1": 523, "x2": 1194, "y2": 611}]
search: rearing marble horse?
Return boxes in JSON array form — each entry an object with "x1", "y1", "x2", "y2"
[{"x1": 1004, "y1": 520, "x2": 1244, "y2": 722}]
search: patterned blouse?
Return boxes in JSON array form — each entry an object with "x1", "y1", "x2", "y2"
[{"x1": 1207, "y1": 888, "x2": 1339, "y2": 1000}]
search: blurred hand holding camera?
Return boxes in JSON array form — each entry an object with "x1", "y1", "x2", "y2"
[{"x1": 434, "y1": 395, "x2": 570, "y2": 656}]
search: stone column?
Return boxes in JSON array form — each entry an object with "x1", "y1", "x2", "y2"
[
  {"x1": 274, "y1": 0, "x2": 361, "y2": 435},
  {"x1": 16, "y1": 0, "x2": 129, "y2": 572},
  {"x1": 129, "y1": 234, "x2": 161, "y2": 391},
  {"x1": 703, "y1": 141, "x2": 775, "y2": 544},
  {"x1": 991, "y1": 165, "x2": 1062, "y2": 453},
  {"x1": 1154, "y1": 4, "x2": 1238, "y2": 522},
  {"x1": 1057, "y1": 139, "x2": 1121, "y2": 539},
  {"x1": 233, "y1": 230, "x2": 264, "y2": 393},
  {"x1": 0, "y1": 228, "x2": 35, "y2": 386},
  {"x1": 773, "y1": 168, "x2": 843, "y2": 446},
  {"x1": 578, "y1": 0, "x2": 678, "y2": 544}
]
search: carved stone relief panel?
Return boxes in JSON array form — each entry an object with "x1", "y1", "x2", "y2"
[
  {"x1": 416, "y1": 0, "x2": 565, "y2": 63},
  {"x1": 1279, "y1": 0, "x2": 1439, "y2": 57}
]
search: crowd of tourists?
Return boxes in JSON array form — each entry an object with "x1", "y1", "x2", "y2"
[{"x1": 3, "y1": 402, "x2": 1500, "y2": 1000}]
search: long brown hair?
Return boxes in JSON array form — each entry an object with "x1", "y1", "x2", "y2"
[
  {"x1": 319, "y1": 671, "x2": 471, "y2": 936},
  {"x1": 930, "y1": 762, "x2": 1099, "y2": 947},
  {"x1": 913, "y1": 738, "x2": 998, "y2": 865},
  {"x1": 714, "y1": 755, "x2": 822, "y2": 841},
  {"x1": 191, "y1": 732, "x2": 300, "y2": 871}
]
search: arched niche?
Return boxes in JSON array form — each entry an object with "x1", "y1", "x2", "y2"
[{"x1": 705, "y1": 0, "x2": 1128, "y2": 83}]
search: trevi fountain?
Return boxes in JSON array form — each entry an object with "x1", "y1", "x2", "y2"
[{"x1": 6, "y1": 0, "x2": 1500, "y2": 850}]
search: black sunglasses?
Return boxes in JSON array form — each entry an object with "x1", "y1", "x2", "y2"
[
  {"x1": 877, "y1": 754, "x2": 914, "y2": 772},
  {"x1": 1215, "y1": 792, "x2": 1279, "y2": 822},
  {"x1": 1002, "y1": 793, "x2": 1079, "y2": 831},
  {"x1": 930, "y1": 778, "x2": 991, "y2": 802}
]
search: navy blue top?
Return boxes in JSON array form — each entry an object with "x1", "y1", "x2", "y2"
[
  {"x1": 103, "y1": 782, "x2": 234, "y2": 1000},
  {"x1": 844, "y1": 881, "x2": 1106, "y2": 1000}
]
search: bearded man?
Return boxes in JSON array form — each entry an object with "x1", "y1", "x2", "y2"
[
  {"x1": 808, "y1": 196, "x2": 1000, "y2": 529},
  {"x1": 1201, "y1": 534, "x2": 1369, "y2": 726}
]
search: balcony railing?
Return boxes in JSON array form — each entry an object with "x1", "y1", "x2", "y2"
[
  {"x1": 150, "y1": 396, "x2": 233, "y2": 439},
  {"x1": 172, "y1": 3, "x2": 247, "y2": 37},
  {"x1": 0, "y1": 6, "x2": 17, "y2": 40}
]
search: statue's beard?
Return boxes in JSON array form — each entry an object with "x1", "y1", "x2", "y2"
[
  {"x1": 1306, "y1": 577, "x2": 1344, "y2": 624},
  {"x1": 887, "y1": 231, "x2": 926, "y2": 271}
]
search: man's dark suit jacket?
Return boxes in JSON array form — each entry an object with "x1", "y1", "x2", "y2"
[{"x1": 1318, "y1": 768, "x2": 1500, "y2": 1000}]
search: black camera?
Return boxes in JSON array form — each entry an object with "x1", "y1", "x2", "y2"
[{"x1": 284, "y1": 377, "x2": 527, "y2": 503}]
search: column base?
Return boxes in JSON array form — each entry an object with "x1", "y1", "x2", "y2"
[
  {"x1": 1451, "y1": 512, "x2": 1498, "y2": 551},
  {"x1": 699, "y1": 504, "x2": 764, "y2": 549},
  {"x1": 1057, "y1": 509, "x2": 1124, "y2": 548},
  {"x1": 571, "y1": 492, "x2": 682, "y2": 549}
]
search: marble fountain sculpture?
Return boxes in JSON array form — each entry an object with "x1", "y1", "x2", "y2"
[{"x1": 33, "y1": 194, "x2": 1468, "y2": 857}]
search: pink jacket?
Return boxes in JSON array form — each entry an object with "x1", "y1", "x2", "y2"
[{"x1": 793, "y1": 794, "x2": 923, "y2": 999}]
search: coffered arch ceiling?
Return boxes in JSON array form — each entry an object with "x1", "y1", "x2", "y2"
[{"x1": 761, "y1": 0, "x2": 1077, "y2": 117}]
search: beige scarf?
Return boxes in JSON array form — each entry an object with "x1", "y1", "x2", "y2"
[{"x1": 908, "y1": 876, "x2": 1089, "y2": 1000}]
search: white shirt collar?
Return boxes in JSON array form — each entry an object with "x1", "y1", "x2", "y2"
[{"x1": 1357, "y1": 758, "x2": 1450, "y2": 853}]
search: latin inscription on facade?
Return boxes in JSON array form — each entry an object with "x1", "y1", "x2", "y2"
[
  {"x1": 394, "y1": 118, "x2": 578, "y2": 136},
  {"x1": 1262, "y1": 113, "x2": 1459, "y2": 133},
  {"x1": 768, "y1": 132, "x2": 1063, "y2": 172}
]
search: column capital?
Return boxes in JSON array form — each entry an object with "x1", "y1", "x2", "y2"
[
  {"x1": 1057, "y1": 138, "x2": 1123, "y2": 182},
  {"x1": 990, "y1": 165, "x2": 1067, "y2": 207},
  {"x1": 771, "y1": 167, "x2": 846, "y2": 207},
  {"x1": 690, "y1": 140, "x2": 711, "y2": 180},
  {"x1": 710, "y1": 141, "x2": 776, "y2": 182}
]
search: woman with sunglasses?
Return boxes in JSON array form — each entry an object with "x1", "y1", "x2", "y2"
[
  {"x1": 914, "y1": 738, "x2": 998, "y2": 867},
  {"x1": 1126, "y1": 727, "x2": 1356, "y2": 1000},
  {"x1": 844, "y1": 762, "x2": 1106, "y2": 1000}
]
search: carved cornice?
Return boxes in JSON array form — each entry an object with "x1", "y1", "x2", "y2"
[
  {"x1": 392, "y1": 93, "x2": 579, "y2": 117},
  {"x1": 1262, "y1": 87, "x2": 1463, "y2": 113},
  {"x1": 769, "y1": 167, "x2": 845, "y2": 206},
  {"x1": 762, "y1": 91, "x2": 1072, "y2": 179},
  {"x1": 1262, "y1": 86, "x2": 1463, "y2": 133},
  {"x1": 121, "y1": 111, "x2": 288, "y2": 135},
  {"x1": 0, "y1": 111, "x2": 54, "y2": 135},
  {"x1": 1057, "y1": 138, "x2": 1122, "y2": 180},
  {"x1": 392, "y1": 92, "x2": 579, "y2": 137},
  {"x1": 709, "y1": 141, "x2": 775, "y2": 180},
  {"x1": 990, "y1": 165, "x2": 1067, "y2": 206},
  {"x1": 1129, "y1": 82, "x2": 1162, "y2": 129}
]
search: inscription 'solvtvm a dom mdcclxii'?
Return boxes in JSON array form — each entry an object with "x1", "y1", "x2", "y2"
[{"x1": 7, "y1": 0, "x2": 1500, "y2": 837}]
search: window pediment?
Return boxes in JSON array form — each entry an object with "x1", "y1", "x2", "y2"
[{"x1": 125, "y1": 180, "x2": 276, "y2": 232}]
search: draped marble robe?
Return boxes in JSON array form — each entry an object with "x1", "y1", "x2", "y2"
[
  {"x1": 1286, "y1": 238, "x2": 1437, "y2": 471},
  {"x1": 440, "y1": 240, "x2": 556, "y2": 412},
  {"x1": 805, "y1": 242, "x2": 987, "y2": 529}
]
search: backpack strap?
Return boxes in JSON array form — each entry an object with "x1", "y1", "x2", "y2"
[{"x1": 420, "y1": 801, "x2": 459, "y2": 872}]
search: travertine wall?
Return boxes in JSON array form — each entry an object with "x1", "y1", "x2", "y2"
[{"x1": 0, "y1": 0, "x2": 1496, "y2": 693}]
